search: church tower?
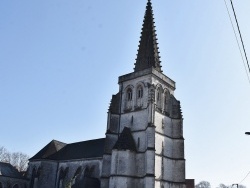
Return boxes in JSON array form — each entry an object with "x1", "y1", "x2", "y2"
[{"x1": 101, "y1": 1, "x2": 185, "y2": 188}]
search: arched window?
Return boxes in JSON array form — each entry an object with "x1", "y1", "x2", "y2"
[
  {"x1": 125, "y1": 88, "x2": 133, "y2": 110},
  {"x1": 136, "y1": 85, "x2": 143, "y2": 108},
  {"x1": 30, "y1": 167, "x2": 37, "y2": 188},
  {"x1": 84, "y1": 167, "x2": 90, "y2": 177},
  {"x1": 137, "y1": 86, "x2": 143, "y2": 98},
  {"x1": 89, "y1": 166, "x2": 95, "y2": 177},
  {"x1": 156, "y1": 88, "x2": 162, "y2": 109},
  {"x1": 58, "y1": 167, "x2": 68, "y2": 188},
  {"x1": 127, "y1": 88, "x2": 132, "y2": 101},
  {"x1": 0, "y1": 182, "x2": 3, "y2": 188},
  {"x1": 37, "y1": 166, "x2": 41, "y2": 179},
  {"x1": 74, "y1": 167, "x2": 82, "y2": 178},
  {"x1": 7, "y1": 181, "x2": 11, "y2": 188}
]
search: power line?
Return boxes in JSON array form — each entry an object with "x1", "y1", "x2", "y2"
[
  {"x1": 229, "y1": 0, "x2": 250, "y2": 79},
  {"x1": 224, "y1": 0, "x2": 250, "y2": 184},
  {"x1": 223, "y1": 0, "x2": 250, "y2": 83},
  {"x1": 239, "y1": 170, "x2": 250, "y2": 184}
]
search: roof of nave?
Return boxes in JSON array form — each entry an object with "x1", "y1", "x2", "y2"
[
  {"x1": 46, "y1": 138, "x2": 105, "y2": 160},
  {"x1": 0, "y1": 162, "x2": 23, "y2": 178},
  {"x1": 30, "y1": 138, "x2": 105, "y2": 161},
  {"x1": 30, "y1": 139, "x2": 67, "y2": 160}
]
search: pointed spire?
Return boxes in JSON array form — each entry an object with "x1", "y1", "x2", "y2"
[{"x1": 134, "y1": 0, "x2": 162, "y2": 73}]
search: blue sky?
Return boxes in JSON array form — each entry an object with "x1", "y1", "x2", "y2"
[{"x1": 1, "y1": 0, "x2": 250, "y2": 187}]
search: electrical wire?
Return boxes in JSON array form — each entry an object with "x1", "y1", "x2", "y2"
[
  {"x1": 230, "y1": 0, "x2": 250, "y2": 74},
  {"x1": 223, "y1": 0, "x2": 250, "y2": 83},
  {"x1": 224, "y1": 0, "x2": 250, "y2": 184},
  {"x1": 239, "y1": 170, "x2": 250, "y2": 184}
]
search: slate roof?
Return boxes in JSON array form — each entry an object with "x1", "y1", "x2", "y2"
[
  {"x1": 134, "y1": 0, "x2": 162, "y2": 73},
  {"x1": 30, "y1": 138, "x2": 105, "y2": 161},
  {"x1": 47, "y1": 138, "x2": 105, "y2": 160},
  {"x1": 113, "y1": 127, "x2": 137, "y2": 152},
  {"x1": 30, "y1": 140, "x2": 67, "y2": 160},
  {"x1": 0, "y1": 162, "x2": 23, "y2": 178}
]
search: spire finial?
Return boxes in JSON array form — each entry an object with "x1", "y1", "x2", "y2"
[{"x1": 134, "y1": 0, "x2": 162, "y2": 72}]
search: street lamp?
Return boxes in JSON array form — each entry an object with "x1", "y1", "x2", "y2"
[{"x1": 245, "y1": 132, "x2": 250, "y2": 135}]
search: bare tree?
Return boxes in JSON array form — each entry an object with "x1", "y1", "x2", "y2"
[
  {"x1": 12, "y1": 152, "x2": 29, "y2": 172},
  {"x1": 217, "y1": 183, "x2": 246, "y2": 188},
  {"x1": 238, "y1": 184, "x2": 246, "y2": 188},
  {"x1": 0, "y1": 146, "x2": 29, "y2": 171},
  {"x1": 217, "y1": 184, "x2": 228, "y2": 188},
  {"x1": 195, "y1": 181, "x2": 211, "y2": 188},
  {"x1": 0, "y1": 146, "x2": 11, "y2": 163}
]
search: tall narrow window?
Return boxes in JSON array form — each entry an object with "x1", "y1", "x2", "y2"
[
  {"x1": 156, "y1": 88, "x2": 162, "y2": 109},
  {"x1": 74, "y1": 167, "x2": 82, "y2": 178},
  {"x1": 58, "y1": 167, "x2": 68, "y2": 188},
  {"x1": 136, "y1": 85, "x2": 143, "y2": 108},
  {"x1": 125, "y1": 88, "x2": 133, "y2": 110},
  {"x1": 30, "y1": 167, "x2": 36, "y2": 188},
  {"x1": 137, "y1": 86, "x2": 143, "y2": 98},
  {"x1": 84, "y1": 167, "x2": 90, "y2": 177},
  {"x1": 127, "y1": 88, "x2": 132, "y2": 101}
]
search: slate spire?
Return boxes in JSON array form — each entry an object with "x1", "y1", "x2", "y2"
[{"x1": 134, "y1": 0, "x2": 162, "y2": 72}]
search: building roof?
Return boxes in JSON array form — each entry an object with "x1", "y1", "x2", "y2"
[
  {"x1": 113, "y1": 127, "x2": 137, "y2": 152},
  {"x1": 134, "y1": 0, "x2": 162, "y2": 73},
  {"x1": 47, "y1": 138, "x2": 105, "y2": 160},
  {"x1": 0, "y1": 162, "x2": 23, "y2": 178},
  {"x1": 30, "y1": 138, "x2": 105, "y2": 161},
  {"x1": 30, "y1": 140, "x2": 67, "y2": 160}
]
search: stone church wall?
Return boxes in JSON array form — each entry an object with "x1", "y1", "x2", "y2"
[
  {"x1": 56, "y1": 158, "x2": 102, "y2": 188},
  {"x1": 120, "y1": 109, "x2": 149, "y2": 132},
  {"x1": 37, "y1": 161, "x2": 58, "y2": 188},
  {"x1": 110, "y1": 150, "x2": 136, "y2": 176},
  {"x1": 135, "y1": 153, "x2": 146, "y2": 176},
  {"x1": 0, "y1": 176, "x2": 29, "y2": 188}
]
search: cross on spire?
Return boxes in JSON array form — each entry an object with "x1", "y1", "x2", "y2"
[{"x1": 134, "y1": 0, "x2": 162, "y2": 73}]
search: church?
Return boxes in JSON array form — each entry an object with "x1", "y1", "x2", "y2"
[{"x1": 0, "y1": 0, "x2": 193, "y2": 188}]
